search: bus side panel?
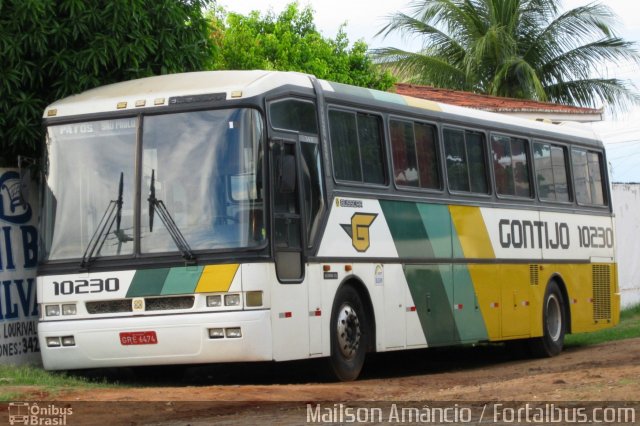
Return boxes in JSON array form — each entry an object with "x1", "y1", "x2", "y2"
[
  {"x1": 405, "y1": 264, "x2": 456, "y2": 347},
  {"x1": 453, "y1": 264, "x2": 489, "y2": 342},
  {"x1": 541, "y1": 263, "x2": 619, "y2": 334},
  {"x1": 466, "y1": 264, "x2": 502, "y2": 340},
  {"x1": 269, "y1": 264, "x2": 310, "y2": 362}
]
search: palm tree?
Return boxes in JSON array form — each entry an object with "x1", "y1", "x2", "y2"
[{"x1": 374, "y1": 0, "x2": 639, "y2": 111}]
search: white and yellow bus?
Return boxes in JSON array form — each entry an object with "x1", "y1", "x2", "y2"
[{"x1": 38, "y1": 71, "x2": 619, "y2": 380}]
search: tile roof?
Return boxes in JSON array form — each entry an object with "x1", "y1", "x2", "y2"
[{"x1": 394, "y1": 83, "x2": 603, "y2": 115}]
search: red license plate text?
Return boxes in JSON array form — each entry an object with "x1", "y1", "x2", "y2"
[{"x1": 119, "y1": 331, "x2": 158, "y2": 345}]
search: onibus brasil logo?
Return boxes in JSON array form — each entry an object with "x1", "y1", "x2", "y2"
[{"x1": 8, "y1": 402, "x2": 73, "y2": 425}]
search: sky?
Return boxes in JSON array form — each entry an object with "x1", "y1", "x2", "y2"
[{"x1": 219, "y1": 0, "x2": 640, "y2": 179}]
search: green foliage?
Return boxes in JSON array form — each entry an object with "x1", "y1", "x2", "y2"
[
  {"x1": 374, "y1": 0, "x2": 640, "y2": 111},
  {"x1": 0, "y1": 0, "x2": 215, "y2": 166},
  {"x1": 209, "y1": 3, "x2": 394, "y2": 91}
]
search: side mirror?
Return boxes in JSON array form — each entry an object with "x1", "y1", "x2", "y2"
[{"x1": 278, "y1": 154, "x2": 296, "y2": 194}]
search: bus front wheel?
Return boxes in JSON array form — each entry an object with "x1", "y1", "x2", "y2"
[
  {"x1": 529, "y1": 281, "x2": 566, "y2": 357},
  {"x1": 328, "y1": 285, "x2": 368, "y2": 381}
]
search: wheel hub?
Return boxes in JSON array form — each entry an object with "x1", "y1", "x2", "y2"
[
  {"x1": 546, "y1": 294, "x2": 562, "y2": 341},
  {"x1": 336, "y1": 305, "x2": 361, "y2": 359}
]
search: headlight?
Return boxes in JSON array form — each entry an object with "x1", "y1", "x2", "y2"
[
  {"x1": 45, "y1": 305, "x2": 60, "y2": 317},
  {"x1": 62, "y1": 304, "x2": 77, "y2": 315},
  {"x1": 224, "y1": 294, "x2": 240, "y2": 307},
  {"x1": 206, "y1": 295, "x2": 222, "y2": 307},
  {"x1": 46, "y1": 337, "x2": 61, "y2": 347},
  {"x1": 225, "y1": 327, "x2": 242, "y2": 338},
  {"x1": 208, "y1": 328, "x2": 224, "y2": 339},
  {"x1": 61, "y1": 336, "x2": 75, "y2": 346}
]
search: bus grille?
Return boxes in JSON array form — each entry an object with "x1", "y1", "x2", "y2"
[
  {"x1": 86, "y1": 296, "x2": 195, "y2": 314},
  {"x1": 592, "y1": 265, "x2": 611, "y2": 321},
  {"x1": 146, "y1": 296, "x2": 194, "y2": 311}
]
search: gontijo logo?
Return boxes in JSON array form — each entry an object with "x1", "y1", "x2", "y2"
[{"x1": 341, "y1": 213, "x2": 378, "y2": 252}]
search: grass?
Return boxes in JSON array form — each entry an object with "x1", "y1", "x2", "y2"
[
  {"x1": 0, "y1": 364, "x2": 113, "y2": 401},
  {"x1": 565, "y1": 304, "x2": 640, "y2": 347}
]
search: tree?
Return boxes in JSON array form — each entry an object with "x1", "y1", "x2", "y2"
[
  {"x1": 209, "y1": 3, "x2": 394, "y2": 91},
  {"x1": 374, "y1": 0, "x2": 640, "y2": 111},
  {"x1": 0, "y1": 0, "x2": 215, "y2": 166}
]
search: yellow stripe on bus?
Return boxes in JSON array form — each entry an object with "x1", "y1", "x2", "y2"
[
  {"x1": 195, "y1": 264, "x2": 239, "y2": 293},
  {"x1": 402, "y1": 96, "x2": 442, "y2": 112},
  {"x1": 449, "y1": 205, "x2": 495, "y2": 259}
]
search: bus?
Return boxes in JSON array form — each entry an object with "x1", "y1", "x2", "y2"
[{"x1": 37, "y1": 70, "x2": 619, "y2": 381}]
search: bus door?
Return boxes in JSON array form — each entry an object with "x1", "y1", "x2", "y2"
[
  {"x1": 268, "y1": 98, "x2": 327, "y2": 358},
  {"x1": 268, "y1": 137, "x2": 309, "y2": 361},
  {"x1": 271, "y1": 138, "x2": 305, "y2": 282}
]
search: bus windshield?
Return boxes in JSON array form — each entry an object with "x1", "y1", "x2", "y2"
[{"x1": 43, "y1": 108, "x2": 265, "y2": 261}]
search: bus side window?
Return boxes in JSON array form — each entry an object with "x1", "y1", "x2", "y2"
[
  {"x1": 329, "y1": 109, "x2": 386, "y2": 185},
  {"x1": 491, "y1": 134, "x2": 531, "y2": 198},
  {"x1": 572, "y1": 148, "x2": 606, "y2": 205},
  {"x1": 269, "y1": 99, "x2": 318, "y2": 134},
  {"x1": 444, "y1": 128, "x2": 488, "y2": 194},
  {"x1": 300, "y1": 141, "x2": 325, "y2": 247},
  {"x1": 390, "y1": 119, "x2": 440, "y2": 190},
  {"x1": 534, "y1": 142, "x2": 570, "y2": 202}
]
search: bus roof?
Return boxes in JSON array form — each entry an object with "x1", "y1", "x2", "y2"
[{"x1": 43, "y1": 70, "x2": 601, "y2": 145}]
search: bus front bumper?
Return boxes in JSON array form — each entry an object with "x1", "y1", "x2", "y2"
[{"x1": 38, "y1": 310, "x2": 272, "y2": 370}]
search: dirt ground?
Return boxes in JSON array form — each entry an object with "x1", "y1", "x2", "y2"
[{"x1": 3, "y1": 338, "x2": 640, "y2": 424}]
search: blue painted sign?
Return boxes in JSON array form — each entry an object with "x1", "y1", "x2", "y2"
[{"x1": 0, "y1": 169, "x2": 40, "y2": 365}]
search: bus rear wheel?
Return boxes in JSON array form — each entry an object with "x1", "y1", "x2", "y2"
[
  {"x1": 328, "y1": 285, "x2": 369, "y2": 381},
  {"x1": 529, "y1": 281, "x2": 566, "y2": 357}
]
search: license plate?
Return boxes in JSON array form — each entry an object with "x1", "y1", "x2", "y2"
[{"x1": 119, "y1": 331, "x2": 158, "y2": 345}]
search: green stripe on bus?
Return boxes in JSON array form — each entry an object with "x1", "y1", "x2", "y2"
[
  {"x1": 126, "y1": 268, "x2": 170, "y2": 297},
  {"x1": 161, "y1": 266, "x2": 205, "y2": 295},
  {"x1": 416, "y1": 203, "x2": 453, "y2": 258},
  {"x1": 405, "y1": 264, "x2": 460, "y2": 346},
  {"x1": 452, "y1": 265, "x2": 489, "y2": 342},
  {"x1": 371, "y1": 90, "x2": 407, "y2": 105},
  {"x1": 328, "y1": 82, "x2": 376, "y2": 100},
  {"x1": 380, "y1": 200, "x2": 434, "y2": 258},
  {"x1": 452, "y1": 222, "x2": 465, "y2": 258}
]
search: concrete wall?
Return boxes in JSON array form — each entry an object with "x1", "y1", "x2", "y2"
[{"x1": 612, "y1": 183, "x2": 640, "y2": 308}]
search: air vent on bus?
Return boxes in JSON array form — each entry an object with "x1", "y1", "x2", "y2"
[
  {"x1": 145, "y1": 296, "x2": 194, "y2": 311},
  {"x1": 86, "y1": 296, "x2": 195, "y2": 314},
  {"x1": 86, "y1": 300, "x2": 132, "y2": 314},
  {"x1": 529, "y1": 264, "x2": 539, "y2": 285},
  {"x1": 592, "y1": 265, "x2": 612, "y2": 321}
]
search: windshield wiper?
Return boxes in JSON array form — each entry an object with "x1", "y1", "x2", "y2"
[
  {"x1": 147, "y1": 169, "x2": 195, "y2": 263},
  {"x1": 80, "y1": 172, "x2": 131, "y2": 268}
]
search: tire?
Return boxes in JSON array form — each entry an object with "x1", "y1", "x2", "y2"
[
  {"x1": 328, "y1": 285, "x2": 369, "y2": 381},
  {"x1": 529, "y1": 281, "x2": 566, "y2": 357}
]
